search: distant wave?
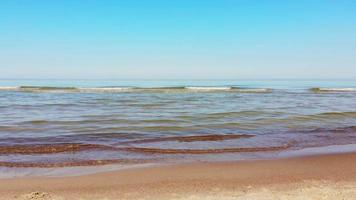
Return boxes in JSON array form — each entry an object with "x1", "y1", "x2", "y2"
[
  {"x1": 79, "y1": 87, "x2": 134, "y2": 92},
  {"x1": 0, "y1": 86, "x2": 272, "y2": 93},
  {"x1": 185, "y1": 86, "x2": 271, "y2": 93},
  {"x1": 2, "y1": 85, "x2": 356, "y2": 93},
  {"x1": 310, "y1": 87, "x2": 356, "y2": 92},
  {"x1": 19, "y1": 86, "x2": 78, "y2": 91},
  {"x1": 233, "y1": 87, "x2": 272, "y2": 93},
  {"x1": 185, "y1": 86, "x2": 232, "y2": 91},
  {"x1": 0, "y1": 86, "x2": 19, "y2": 91}
]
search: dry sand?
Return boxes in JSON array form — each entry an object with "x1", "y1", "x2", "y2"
[{"x1": 1, "y1": 153, "x2": 356, "y2": 200}]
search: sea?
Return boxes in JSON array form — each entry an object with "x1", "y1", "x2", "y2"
[{"x1": 0, "y1": 79, "x2": 355, "y2": 177}]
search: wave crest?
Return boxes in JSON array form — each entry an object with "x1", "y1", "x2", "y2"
[
  {"x1": 310, "y1": 87, "x2": 356, "y2": 92},
  {"x1": 120, "y1": 134, "x2": 254, "y2": 144},
  {"x1": 0, "y1": 86, "x2": 272, "y2": 93},
  {"x1": 0, "y1": 159, "x2": 147, "y2": 168},
  {"x1": 118, "y1": 145, "x2": 289, "y2": 154},
  {"x1": 0, "y1": 143, "x2": 115, "y2": 154}
]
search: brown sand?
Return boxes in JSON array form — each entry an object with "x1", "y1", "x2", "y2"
[{"x1": 1, "y1": 153, "x2": 356, "y2": 200}]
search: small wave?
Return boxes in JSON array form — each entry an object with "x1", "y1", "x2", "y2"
[
  {"x1": 303, "y1": 112, "x2": 356, "y2": 119},
  {"x1": 0, "y1": 85, "x2": 272, "y2": 93},
  {"x1": 18, "y1": 86, "x2": 134, "y2": 93},
  {"x1": 253, "y1": 112, "x2": 356, "y2": 125},
  {"x1": 140, "y1": 86, "x2": 186, "y2": 90},
  {"x1": 122, "y1": 134, "x2": 254, "y2": 144},
  {"x1": 0, "y1": 143, "x2": 115, "y2": 154},
  {"x1": 79, "y1": 87, "x2": 134, "y2": 92},
  {"x1": 185, "y1": 86, "x2": 232, "y2": 91},
  {"x1": 0, "y1": 86, "x2": 18, "y2": 91},
  {"x1": 305, "y1": 126, "x2": 356, "y2": 134},
  {"x1": 231, "y1": 87, "x2": 272, "y2": 93},
  {"x1": 310, "y1": 87, "x2": 356, "y2": 92},
  {"x1": 133, "y1": 87, "x2": 186, "y2": 93},
  {"x1": 25, "y1": 120, "x2": 49, "y2": 125},
  {"x1": 185, "y1": 87, "x2": 272, "y2": 93},
  {"x1": 118, "y1": 145, "x2": 289, "y2": 154},
  {"x1": 206, "y1": 111, "x2": 269, "y2": 118},
  {"x1": 0, "y1": 159, "x2": 147, "y2": 168},
  {"x1": 19, "y1": 119, "x2": 136, "y2": 126},
  {"x1": 20, "y1": 86, "x2": 78, "y2": 91}
]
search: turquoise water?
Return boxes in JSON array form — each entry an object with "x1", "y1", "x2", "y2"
[{"x1": 0, "y1": 80, "x2": 355, "y2": 176}]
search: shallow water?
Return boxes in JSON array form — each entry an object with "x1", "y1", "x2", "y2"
[{"x1": 0, "y1": 80, "x2": 356, "y2": 176}]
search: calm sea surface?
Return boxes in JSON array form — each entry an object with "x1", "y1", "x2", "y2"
[{"x1": 0, "y1": 80, "x2": 356, "y2": 177}]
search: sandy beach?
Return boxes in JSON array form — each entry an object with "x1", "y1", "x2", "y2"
[
  {"x1": 2, "y1": 0, "x2": 356, "y2": 198},
  {"x1": 0, "y1": 152, "x2": 355, "y2": 200}
]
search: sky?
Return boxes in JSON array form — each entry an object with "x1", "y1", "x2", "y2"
[{"x1": 0, "y1": 0, "x2": 356, "y2": 79}]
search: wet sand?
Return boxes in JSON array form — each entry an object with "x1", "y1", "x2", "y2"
[{"x1": 1, "y1": 153, "x2": 356, "y2": 200}]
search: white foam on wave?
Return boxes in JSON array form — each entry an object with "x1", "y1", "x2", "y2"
[
  {"x1": 0, "y1": 86, "x2": 272, "y2": 93},
  {"x1": 79, "y1": 87, "x2": 134, "y2": 92},
  {"x1": 0, "y1": 86, "x2": 19, "y2": 91},
  {"x1": 234, "y1": 88, "x2": 271, "y2": 93},
  {"x1": 185, "y1": 86, "x2": 232, "y2": 91},
  {"x1": 184, "y1": 87, "x2": 271, "y2": 93}
]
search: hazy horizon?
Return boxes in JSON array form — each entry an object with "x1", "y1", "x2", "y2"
[{"x1": 1, "y1": 0, "x2": 356, "y2": 79}]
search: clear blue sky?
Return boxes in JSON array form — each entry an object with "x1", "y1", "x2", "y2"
[{"x1": 0, "y1": 0, "x2": 355, "y2": 79}]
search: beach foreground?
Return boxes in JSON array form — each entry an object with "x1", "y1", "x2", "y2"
[{"x1": 0, "y1": 153, "x2": 356, "y2": 200}]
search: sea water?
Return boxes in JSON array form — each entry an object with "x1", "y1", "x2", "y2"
[{"x1": 0, "y1": 79, "x2": 355, "y2": 176}]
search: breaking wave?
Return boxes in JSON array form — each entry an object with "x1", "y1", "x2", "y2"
[
  {"x1": 1, "y1": 86, "x2": 356, "y2": 94},
  {"x1": 0, "y1": 86, "x2": 272, "y2": 93},
  {"x1": 310, "y1": 87, "x2": 356, "y2": 92}
]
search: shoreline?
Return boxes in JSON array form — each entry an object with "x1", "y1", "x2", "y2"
[
  {"x1": 2, "y1": 143, "x2": 356, "y2": 179},
  {"x1": 1, "y1": 152, "x2": 356, "y2": 199}
]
